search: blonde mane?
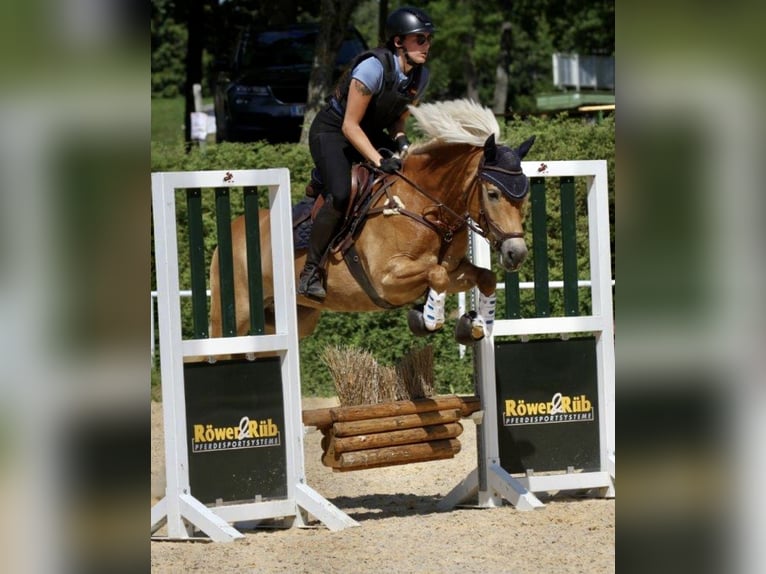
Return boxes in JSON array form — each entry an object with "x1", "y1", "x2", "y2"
[{"x1": 407, "y1": 99, "x2": 501, "y2": 154}]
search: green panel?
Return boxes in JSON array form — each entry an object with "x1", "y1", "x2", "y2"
[
  {"x1": 530, "y1": 178, "x2": 549, "y2": 317},
  {"x1": 215, "y1": 188, "x2": 236, "y2": 337},
  {"x1": 504, "y1": 271, "x2": 521, "y2": 319},
  {"x1": 559, "y1": 177, "x2": 579, "y2": 316},
  {"x1": 186, "y1": 189, "x2": 208, "y2": 338},
  {"x1": 244, "y1": 187, "x2": 265, "y2": 335}
]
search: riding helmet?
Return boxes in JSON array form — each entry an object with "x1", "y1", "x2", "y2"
[{"x1": 385, "y1": 6, "x2": 436, "y2": 41}]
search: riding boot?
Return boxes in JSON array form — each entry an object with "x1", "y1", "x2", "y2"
[{"x1": 298, "y1": 201, "x2": 343, "y2": 300}]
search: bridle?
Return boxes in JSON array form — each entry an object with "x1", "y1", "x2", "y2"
[
  {"x1": 473, "y1": 158, "x2": 528, "y2": 249},
  {"x1": 373, "y1": 150, "x2": 527, "y2": 256}
]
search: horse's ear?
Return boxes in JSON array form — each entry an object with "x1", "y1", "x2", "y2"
[
  {"x1": 484, "y1": 134, "x2": 497, "y2": 162},
  {"x1": 516, "y1": 135, "x2": 536, "y2": 159}
]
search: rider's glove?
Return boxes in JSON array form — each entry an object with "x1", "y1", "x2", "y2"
[{"x1": 379, "y1": 157, "x2": 402, "y2": 174}]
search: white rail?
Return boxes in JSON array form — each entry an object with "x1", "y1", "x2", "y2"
[{"x1": 150, "y1": 280, "x2": 615, "y2": 362}]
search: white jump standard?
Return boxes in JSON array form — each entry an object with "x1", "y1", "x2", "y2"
[
  {"x1": 439, "y1": 160, "x2": 615, "y2": 511},
  {"x1": 151, "y1": 168, "x2": 358, "y2": 542}
]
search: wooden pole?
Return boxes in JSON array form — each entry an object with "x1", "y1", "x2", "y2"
[
  {"x1": 328, "y1": 439, "x2": 462, "y2": 471},
  {"x1": 332, "y1": 409, "x2": 461, "y2": 437},
  {"x1": 332, "y1": 423, "x2": 463, "y2": 454},
  {"x1": 332, "y1": 396, "x2": 464, "y2": 422},
  {"x1": 303, "y1": 395, "x2": 480, "y2": 429}
]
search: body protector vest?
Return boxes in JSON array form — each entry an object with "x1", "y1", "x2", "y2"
[{"x1": 334, "y1": 48, "x2": 425, "y2": 133}]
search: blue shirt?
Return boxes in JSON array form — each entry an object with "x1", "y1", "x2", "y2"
[{"x1": 351, "y1": 55, "x2": 429, "y2": 101}]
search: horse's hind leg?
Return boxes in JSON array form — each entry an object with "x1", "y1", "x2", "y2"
[
  {"x1": 454, "y1": 292, "x2": 496, "y2": 345},
  {"x1": 297, "y1": 305, "x2": 322, "y2": 339}
]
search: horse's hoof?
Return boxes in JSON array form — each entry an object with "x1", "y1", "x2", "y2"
[
  {"x1": 408, "y1": 305, "x2": 433, "y2": 336},
  {"x1": 471, "y1": 322, "x2": 486, "y2": 340},
  {"x1": 455, "y1": 311, "x2": 483, "y2": 345}
]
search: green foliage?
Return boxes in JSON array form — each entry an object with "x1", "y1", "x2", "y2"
[
  {"x1": 151, "y1": 0, "x2": 188, "y2": 97},
  {"x1": 351, "y1": 0, "x2": 382, "y2": 47},
  {"x1": 151, "y1": 112, "x2": 613, "y2": 398},
  {"x1": 419, "y1": 0, "x2": 613, "y2": 111}
]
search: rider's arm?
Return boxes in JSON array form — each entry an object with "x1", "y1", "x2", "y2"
[
  {"x1": 389, "y1": 112, "x2": 408, "y2": 143},
  {"x1": 389, "y1": 111, "x2": 410, "y2": 154},
  {"x1": 342, "y1": 78, "x2": 385, "y2": 168}
]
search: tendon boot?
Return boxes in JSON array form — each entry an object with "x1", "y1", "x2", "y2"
[{"x1": 297, "y1": 200, "x2": 343, "y2": 300}]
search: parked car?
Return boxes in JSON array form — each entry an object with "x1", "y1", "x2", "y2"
[{"x1": 214, "y1": 24, "x2": 368, "y2": 143}]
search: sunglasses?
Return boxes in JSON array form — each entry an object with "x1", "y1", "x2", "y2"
[{"x1": 411, "y1": 34, "x2": 433, "y2": 46}]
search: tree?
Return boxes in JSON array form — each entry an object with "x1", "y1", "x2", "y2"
[
  {"x1": 151, "y1": 0, "x2": 188, "y2": 97},
  {"x1": 301, "y1": 0, "x2": 362, "y2": 144},
  {"x1": 419, "y1": 0, "x2": 612, "y2": 112},
  {"x1": 492, "y1": 0, "x2": 513, "y2": 115},
  {"x1": 151, "y1": 0, "x2": 615, "y2": 119},
  {"x1": 377, "y1": 0, "x2": 389, "y2": 45}
]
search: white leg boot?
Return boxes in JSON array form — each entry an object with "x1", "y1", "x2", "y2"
[
  {"x1": 423, "y1": 289, "x2": 446, "y2": 331},
  {"x1": 476, "y1": 292, "x2": 497, "y2": 338}
]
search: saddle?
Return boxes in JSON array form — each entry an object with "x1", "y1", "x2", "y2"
[
  {"x1": 292, "y1": 164, "x2": 401, "y2": 308},
  {"x1": 293, "y1": 164, "x2": 394, "y2": 249}
]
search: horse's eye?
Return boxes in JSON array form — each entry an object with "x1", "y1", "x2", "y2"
[{"x1": 487, "y1": 188, "x2": 501, "y2": 200}]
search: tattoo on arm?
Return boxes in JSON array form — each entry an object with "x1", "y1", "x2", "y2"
[{"x1": 353, "y1": 81, "x2": 372, "y2": 96}]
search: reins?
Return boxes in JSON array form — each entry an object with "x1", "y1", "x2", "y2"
[
  {"x1": 373, "y1": 166, "x2": 483, "y2": 263},
  {"x1": 383, "y1": 168, "x2": 468, "y2": 225},
  {"x1": 370, "y1": 154, "x2": 525, "y2": 256}
]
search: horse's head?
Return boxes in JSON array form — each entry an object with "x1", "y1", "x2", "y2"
[{"x1": 476, "y1": 133, "x2": 536, "y2": 271}]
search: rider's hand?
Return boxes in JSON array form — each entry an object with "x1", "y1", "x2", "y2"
[{"x1": 379, "y1": 157, "x2": 402, "y2": 173}]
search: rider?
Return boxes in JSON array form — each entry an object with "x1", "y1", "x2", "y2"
[{"x1": 297, "y1": 6, "x2": 436, "y2": 300}]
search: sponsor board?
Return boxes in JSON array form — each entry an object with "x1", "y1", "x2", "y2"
[
  {"x1": 495, "y1": 337, "x2": 600, "y2": 473},
  {"x1": 184, "y1": 358, "x2": 287, "y2": 503}
]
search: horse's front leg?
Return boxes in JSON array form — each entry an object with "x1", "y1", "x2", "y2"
[
  {"x1": 406, "y1": 263, "x2": 452, "y2": 336},
  {"x1": 448, "y1": 259, "x2": 498, "y2": 344}
]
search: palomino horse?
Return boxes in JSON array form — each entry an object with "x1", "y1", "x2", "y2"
[{"x1": 210, "y1": 99, "x2": 535, "y2": 344}]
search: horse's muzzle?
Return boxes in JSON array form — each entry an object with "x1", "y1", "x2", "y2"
[{"x1": 497, "y1": 237, "x2": 528, "y2": 271}]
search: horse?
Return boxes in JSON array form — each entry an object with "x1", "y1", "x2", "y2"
[{"x1": 209, "y1": 99, "x2": 535, "y2": 344}]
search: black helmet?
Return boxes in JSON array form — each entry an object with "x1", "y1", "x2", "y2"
[{"x1": 385, "y1": 7, "x2": 436, "y2": 41}]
